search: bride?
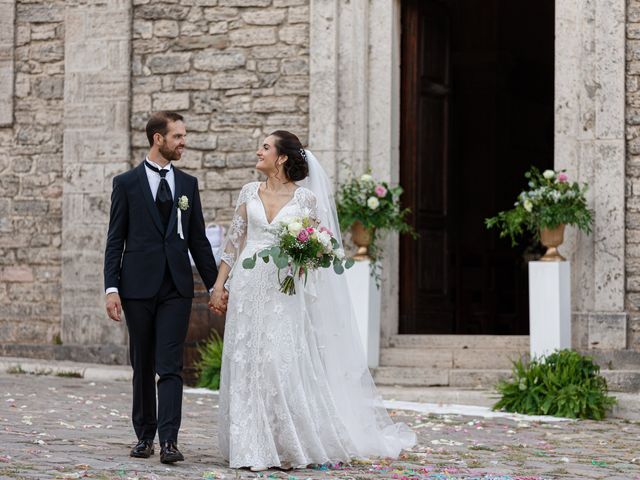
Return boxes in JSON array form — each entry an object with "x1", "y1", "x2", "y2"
[{"x1": 209, "y1": 130, "x2": 416, "y2": 471}]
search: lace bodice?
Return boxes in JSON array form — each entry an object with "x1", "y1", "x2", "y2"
[{"x1": 220, "y1": 182, "x2": 318, "y2": 269}]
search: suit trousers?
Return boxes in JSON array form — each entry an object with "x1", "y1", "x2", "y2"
[{"x1": 122, "y1": 266, "x2": 192, "y2": 443}]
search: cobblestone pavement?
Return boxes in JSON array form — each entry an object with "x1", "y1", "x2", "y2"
[{"x1": 1, "y1": 372, "x2": 639, "y2": 480}]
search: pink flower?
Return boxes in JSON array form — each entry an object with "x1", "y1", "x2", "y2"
[
  {"x1": 320, "y1": 226, "x2": 333, "y2": 237},
  {"x1": 306, "y1": 227, "x2": 315, "y2": 233},
  {"x1": 558, "y1": 173, "x2": 568, "y2": 183},
  {"x1": 297, "y1": 229, "x2": 309, "y2": 242},
  {"x1": 374, "y1": 185, "x2": 387, "y2": 197}
]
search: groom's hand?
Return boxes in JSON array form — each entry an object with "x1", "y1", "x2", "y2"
[
  {"x1": 105, "y1": 293, "x2": 122, "y2": 322},
  {"x1": 208, "y1": 287, "x2": 228, "y2": 315}
]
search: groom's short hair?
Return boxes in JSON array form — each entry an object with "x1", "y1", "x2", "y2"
[{"x1": 146, "y1": 111, "x2": 184, "y2": 146}]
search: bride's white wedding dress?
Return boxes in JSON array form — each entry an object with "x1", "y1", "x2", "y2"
[{"x1": 218, "y1": 175, "x2": 415, "y2": 469}]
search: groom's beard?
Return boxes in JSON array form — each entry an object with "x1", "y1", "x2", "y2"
[{"x1": 159, "y1": 144, "x2": 183, "y2": 161}]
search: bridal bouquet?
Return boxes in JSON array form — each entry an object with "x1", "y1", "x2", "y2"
[{"x1": 242, "y1": 216, "x2": 355, "y2": 295}]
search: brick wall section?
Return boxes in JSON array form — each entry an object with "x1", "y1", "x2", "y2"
[
  {"x1": 130, "y1": 0, "x2": 310, "y2": 225},
  {"x1": 0, "y1": 1, "x2": 65, "y2": 344}
]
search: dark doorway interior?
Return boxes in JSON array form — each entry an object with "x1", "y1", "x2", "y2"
[{"x1": 399, "y1": 0, "x2": 555, "y2": 334}]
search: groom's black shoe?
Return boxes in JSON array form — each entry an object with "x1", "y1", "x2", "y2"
[
  {"x1": 130, "y1": 439, "x2": 154, "y2": 458},
  {"x1": 160, "y1": 440, "x2": 184, "y2": 464}
]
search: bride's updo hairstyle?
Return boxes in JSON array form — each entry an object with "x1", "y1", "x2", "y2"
[{"x1": 270, "y1": 130, "x2": 309, "y2": 181}]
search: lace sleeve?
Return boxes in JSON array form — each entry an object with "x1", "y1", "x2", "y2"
[
  {"x1": 220, "y1": 183, "x2": 256, "y2": 269},
  {"x1": 296, "y1": 187, "x2": 319, "y2": 222}
]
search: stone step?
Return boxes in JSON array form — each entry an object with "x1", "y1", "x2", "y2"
[
  {"x1": 378, "y1": 385, "x2": 497, "y2": 407},
  {"x1": 380, "y1": 347, "x2": 527, "y2": 369},
  {"x1": 585, "y1": 349, "x2": 640, "y2": 370},
  {"x1": 378, "y1": 386, "x2": 640, "y2": 422},
  {"x1": 601, "y1": 370, "x2": 640, "y2": 393},
  {"x1": 388, "y1": 335, "x2": 530, "y2": 350},
  {"x1": 373, "y1": 366, "x2": 640, "y2": 392},
  {"x1": 372, "y1": 366, "x2": 511, "y2": 389}
]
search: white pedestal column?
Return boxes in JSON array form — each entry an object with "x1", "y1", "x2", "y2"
[
  {"x1": 528, "y1": 261, "x2": 571, "y2": 359},
  {"x1": 345, "y1": 260, "x2": 381, "y2": 368}
]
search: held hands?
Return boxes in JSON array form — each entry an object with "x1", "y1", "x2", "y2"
[
  {"x1": 208, "y1": 285, "x2": 229, "y2": 315},
  {"x1": 105, "y1": 293, "x2": 122, "y2": 322}
]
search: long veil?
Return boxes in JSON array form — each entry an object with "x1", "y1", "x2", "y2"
[{"x1": 299, "y1": 150, "x2": 416, "y2": 458}]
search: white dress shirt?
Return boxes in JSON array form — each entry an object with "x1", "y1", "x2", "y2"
[{"x1": 144, "y1": 157, "x2": 175, "y2": 201}]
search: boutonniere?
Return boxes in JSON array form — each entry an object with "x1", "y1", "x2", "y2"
[{"x1": 177, "y1": 196, "x2": 189, "y2": 239}]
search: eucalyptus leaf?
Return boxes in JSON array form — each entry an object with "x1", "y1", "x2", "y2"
[
  {"x1": 345, "y1": 258, "x2": 355, "y2": 269},
  {"x1": 333, "y1": 263, "x2": 344, "y2": 275},
  {"x1": 274, "y1": 255, "x2": 290, "y2": 269},
  {"x1": 242, "y1": 255, "x2": 256, "y2": 269}
]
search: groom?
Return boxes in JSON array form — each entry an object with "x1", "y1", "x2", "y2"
[{"x1": 104, "y1": 111, "x2": 222, "y2": 463}]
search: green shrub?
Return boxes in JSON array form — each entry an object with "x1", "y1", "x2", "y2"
[
  {"x1": 493, "y1": 349, "x2": 616, "y2": 419},
  {"x1": 194, "y1": 330, "x2": 224, "y2": 390}
]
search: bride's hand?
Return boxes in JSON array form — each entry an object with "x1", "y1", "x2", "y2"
[{"x1": 208, "y1": 286, "x2": 228, "y2": 315}]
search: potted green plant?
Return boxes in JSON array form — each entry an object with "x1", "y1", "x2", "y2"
[
  {"x1": 336, "y1": 173, "x2": 416, "y2": 267},
  {"x1": 485, "y1": 167, "x2": 593, "y2": 260}
]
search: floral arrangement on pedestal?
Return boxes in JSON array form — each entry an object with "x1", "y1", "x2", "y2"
[
  {"x1": 485, "y1": 167, "x2": 593, "y2": 260},
  {"x1": 336, "y1": 173, "x2": 416, "y2": 281}
]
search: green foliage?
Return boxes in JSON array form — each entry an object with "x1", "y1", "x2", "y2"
[
  {"x1": 195, "y1": 330, "x2": 224, "y2": 390},
  {"x1": 493, "y1": 349, "x2": 617, "y2": 420},
  {"x1": 485, "y1": 167, "x2": 593, "y2": 246},
  {"x1": 336, "y1": 172, "x2": 417, "y2": 264}
]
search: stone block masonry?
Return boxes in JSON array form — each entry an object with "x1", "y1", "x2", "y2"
[
  {"x1": 0, "y1": 0, "x2": 310, "y2": 360},
  {"x1": 628, "y1": 0, "x2": 640, "y2": 350},
  {"x1": 0, "y1": 0, "x2": 65, "y2": 345},
  {"x1": 131, "y1": 0, "x2": 310, "y2": 225}
]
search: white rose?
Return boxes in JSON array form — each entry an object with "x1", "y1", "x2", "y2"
[
  {"x1": 542, "y1": 170, "x2": 555, "y2": 180},
  {"x1": 288, "y1": 222, "x2": 303, "y2": 236},
  {"x1": 335, "y1": 248, "x2": 345, "y2": 260},
  {"x1": 367, "y1": 196, "x2": 380, "y2": 210},
  {"x1": 523, "y1": 199, "x2": 533, "y2": 212},
  {"x1": 360, "y1": 174, "x2": 373, "y2": 182},
  {"x1": 317, "y1": 231, "x2": 331, "y2": 247}
]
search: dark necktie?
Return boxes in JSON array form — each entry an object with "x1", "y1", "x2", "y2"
[{"x1": 145, "y1": 161, "x2": 172, "y2": 227}]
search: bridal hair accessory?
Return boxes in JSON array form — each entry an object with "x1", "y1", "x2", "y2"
[
  {"x1": 177, "y1": 195, "x2": 189, "y2": 239},
  {"x1": 299, "y1": 149, "x2": 307, "y2": 161}
]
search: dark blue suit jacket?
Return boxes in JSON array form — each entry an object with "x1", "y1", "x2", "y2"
[{"x1": 103, "y1": 161, "x2": 218, "y2": 299}]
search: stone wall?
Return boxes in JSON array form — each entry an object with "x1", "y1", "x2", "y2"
[
  {"x1": 61, "y1": 0, "x2": 132, "y2": 351},
  {"x1": 0, "y1": 1, "x2": 65, "y2": 345},
  {"x1": 627, "y1": 0, "x2": 640, "y2": 351},
  {"x1": 0, "y1": 0, "x2": 312, "y2": 360},
  {"x1": 130, "y1": 0, "x2": 310, "y2": 226}
]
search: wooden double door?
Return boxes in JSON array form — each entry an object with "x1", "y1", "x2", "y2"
[{"x1": 399, "y1": 0, "x2": 555, "y2": 334}]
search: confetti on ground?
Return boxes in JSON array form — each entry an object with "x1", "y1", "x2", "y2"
[{"x1": 1, "y1": 372, "x2": 638, "y2": 480}]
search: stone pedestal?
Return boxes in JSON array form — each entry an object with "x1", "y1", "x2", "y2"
[
  {"x1": 345, "y1": 260, "x2": 380, "y2": 368},
  {"x1": 529, "y1": 261, "x2": 571, "y2": 358}
]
